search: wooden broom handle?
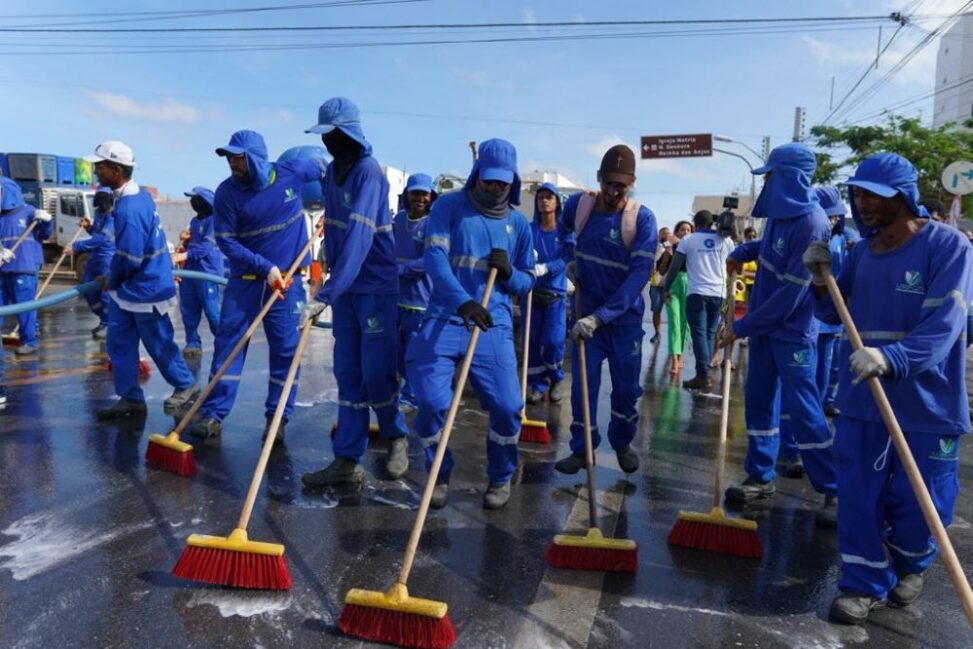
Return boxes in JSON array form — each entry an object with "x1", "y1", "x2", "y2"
[
  {"x1": 237, "y1": 316, "x2": 314, "y2": 530},
  {"x1": 519, "y1": 291, "x2": 532, "y2": 418},
  {"x1": 398, "y1": 268, "x2": 498, "y2": 586},
  {"x1": 574, "y1": 288, "x2": 599, "y2": 530},
  {"x1": 823, "y1": 269, "x2": 973, "y2": 628},
  {"x1": 6, "y1": 220, "x2": 39, "y2": 256},
  {"x1": 713, "y1": 273, "x2": 737, "y2": 509},
  {"x1": 35, "y1": 226, "x2": 86, "y2": 299},
  {"x1": 172, "y1": 225, "x2": 322, "y2": 437}
]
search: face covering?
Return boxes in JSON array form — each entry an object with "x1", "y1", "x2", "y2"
[
  {"x1": 190, "y1": 195, "x2": 212, "y2": 217},
  {"x1": 323, "y1": 129, "x2": 363, "y2": 186},
  {"x1": 467, "y1": 182, "x2": 511, "y2": 219}
]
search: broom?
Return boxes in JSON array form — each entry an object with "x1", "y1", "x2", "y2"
[
  {"x1": 667, "y1": 273, "x2": 763, "y2": 558},
  {"x1": 145, "y1": 230, "x2": 319, "y2": 477},
  {"x1": 337, "y1": 269, "x2": 499, "y2": 649},
  {"x1": 171, "y1": 311, "x2": 315, "y2": 590},
  {"x1": 518, "y1": 291, "x2": 551, "y2": 443},
  {"x1": 546, "y1": 287, "x2": 638, "y2": 572},
  {"x1": 823, "y1": 269, "x2": 973, "y2": 628},
  {"x1": 1, "y1": 220, "x2": 39, "y2": 347}
]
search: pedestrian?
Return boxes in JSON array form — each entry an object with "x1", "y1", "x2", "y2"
[
  {"x1": 401, "y1": 139, "x2": 533, "y2": 509},
  {"x1": 85, "y1": 141, "x2": 199, "y2": 419},
  {"x1": 0, "y1": 177, "x2": 53, "y2": 356},
  {"x1": 394, "y1": 172, "x2": 436, "y2": 413},
  {"x1": 647, "y1": 226, "x2": 671, "y2": 345},
  {"x1": 526, "y1": 181, "x2": 571, "y2": 404},
  {"x1": 299, "y1": 97, "x2": 410, "y2": 487},
  {"x1": 555, "y1": 144, "x2": 658, "y2": 476},
  {"x1": 175, "y1": 186, "x2": 222, "y2": 358},
  {"x1": 722, "y1": 142, "x2": 838, "y2": 526},
  {"x1": 661, "y1": 220, "x2": 693, "y2": 375},
  {"x1": 663, "y1": 209, "x2": 735, "y2": 391},
  {"x1": 73, "y1": 187, "x2": 115, "y2": 340},
  {"x1": 804, "y1": 152, "x2": 973, "y2": 625},
  {"x1": 189, "y1": 130, "x2": 325, "y2": 445}
]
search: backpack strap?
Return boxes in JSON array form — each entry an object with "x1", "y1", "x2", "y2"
[
  {"x1": 620, "y1": 199, "x2": 640, "y2": 250},
  {"x1": 574, "y1": 191, "x2": 598, "y2": 239}
]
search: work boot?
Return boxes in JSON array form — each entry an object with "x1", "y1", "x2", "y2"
[
  {"x1": 829, "y1": 592, "x2": 884, "y2": 625},
  {"x1": 164, "y1": 385, "x2": 199, "y2": 413},
  {"x1": 302, "y1": 457, "x2": 365, "y2": 489},
  {"x1": 526, "y1": 388, "x2": 545, "y2": 405},
  {"x1": 96, "y1": 399, "x2": 148, "y2": 420},
  {"x1": 548, "y1": 379, "x2": 567, "y2": 403},
  {"x1": 615, "y1": 445, "x2": 640, "y2": 473},
  {"x1": 262, "y1": 418, "x2": 286, "y2": 448},
  {"x1": 430, "y1": 481, "x2": 449, "y2": 510},
  {"x1": 682, "y1": 375, "x2": 713, "y2": 391},
  {"x1": 91, "y1": 324, "x2": 107, "y2": 340},
  {"x1": 386, "y1": 436, "x2": 409, "y2": 479},
  {"x1": 554, "y1": 452, "x2": 586, "y2": 475},
  {"x1": 182, "y1": 346, "x2": 202, "y2": 358},
  {"x1": 815, "y1": 495, "x2": 838, "y2": 528},
  {"x1": 890, "y1": 573, "x2": 924, "y2": 606},
  {"x1": 483, "y1": 482, "x2": 511, "y2": 510},
  {"x1": 189, "y1": 416, "x2": 223, "y2": 440},
  {"x1": 725, "y1": 477, "x2": 776, "y2": 503},
  {"x1": 14, "y1": 344, "x2": 37, "y2": 356},
  {"x1": 824, "y1": 404, "x2": 841, "y2": 418},
  {"x1": 779, "y1": 455, "x2": 806, "y2": 479}
]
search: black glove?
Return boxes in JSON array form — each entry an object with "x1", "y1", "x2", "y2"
[
  {"x1": 488, "y1": 248, "x2": 513, "y2": 281},
  {"x1": 457, "y1": 300, "x2": 493, "y2": 331}
]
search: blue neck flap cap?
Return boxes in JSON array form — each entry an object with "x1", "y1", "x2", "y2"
[
  {"x1": 533, "y1": 181, "x2": 562, "y2": 221},
  {"x1": 183, "y1": 186, "x2": 215, "y2": 210},
  {"x1": 216, "y1": 130, "x2": 273, "y2": 191},
  {"x1": 305, "y1": 96, "x2": 373, "y2": 156},
  {"x1": 463, "y1": 138, "x2": 521, "y2": 206},
  {"x1": 750, "y1": 142, "x2": 819, "y2": 220},
  {"x1": 1, "y1": 177, "x2": 25, "y2": 211},
  {"x1": 845, "y1": 152, "x2": 923, "y2": 238}
]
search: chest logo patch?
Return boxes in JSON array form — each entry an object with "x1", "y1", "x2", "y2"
[
  {"x1": 895, "y1": 270, "x2": 925, "y2": 295},
  {"x1": 604, "y1": 228, "x2": 622, "y2": 246},
  {"x1": 505, "y1": 224, "x2": 514, "y2": 236},
  {"x1": 284, "y1": 187, "x2": 298, "y2": 203},
  {"x1": 343, "y1": 191, "x2": 352, "y2": 207}
]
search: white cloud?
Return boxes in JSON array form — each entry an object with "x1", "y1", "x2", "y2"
[{"x1": 85, "y1": 90, "x2": 201, "y2": 123}]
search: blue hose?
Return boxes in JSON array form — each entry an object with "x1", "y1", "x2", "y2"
[{"x1": 173, "y1": 269, "x2": 229, "y2": 286}]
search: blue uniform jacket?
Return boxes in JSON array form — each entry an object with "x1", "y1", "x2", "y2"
[
  {"x1": 108, "y1": 184, "x2": 177, "y2": 304},
  {"x1": 558, "y1": 192, "x2": 658, "y2": 325},
  {"x1": 185, "y1": 214, "x2": 224, "y2": 276},
  {"x1": 73, "y1": 208, "x2": 116, "y2": 271},
  {"x1": 423, "y1": 190, "x2": 534, "y2": 327},
  {"x1": 0, "y1": 178, "x2": 53, "y2": 274},
  {"x1": 817, "y1": 230, "x2": 859, "y2": 335},
  {"x1": 393, "y1": 209, "x2": 432, "y2": 310},
  {"x1": 316, "y1": 153, "x2": 397, "y2": 304},
  {"x1": 816, "y1": 221, "x2": 973, "y2": 435}
]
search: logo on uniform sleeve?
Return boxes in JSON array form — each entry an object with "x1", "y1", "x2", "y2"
[
  {"x1": 930, "y1": 437, "x2": 958, "y2": 460},
  {"x1": 366, "y1": 316, "x2": 384, "y2": 333},
  {"x1": 773, "y1": 237, "x2": 786, "y2": 255},
  {"x1": 284, "y1": 187, "x2": 298, "y2": 203},
  {"x1": 895, "y1": 270, "x2": 925, "y2": 295},
  {"x1": 789, "y1": 350, "x2": 811, "y2": 367}
]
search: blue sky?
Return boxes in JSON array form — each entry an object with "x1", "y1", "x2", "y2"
[{"x1": 0, "y1": 0, "x2": 965, "y2": 227}]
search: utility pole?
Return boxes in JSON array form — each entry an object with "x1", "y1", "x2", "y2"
[
  {"x1": 761, "y1": 136, "x2": 771, "y2": 162},
  {"x1": 792, "y1": 106, "x2": 806, "y2": 142}
]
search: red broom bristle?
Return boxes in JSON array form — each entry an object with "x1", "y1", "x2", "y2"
[
  {"x1": 545, "y1": 543, "x2": 638, "y2": 573},
  {"x1": 338, "y1": 603, "x2": 457, "y2": 649},
  {"x1": 172, "y1": 545, "x2": 292, "y2": 590},
  {"x1": 519, "y1": 424, "x2": 551, "y2": 444},
  {"x1": 145, "y1": 443, "x2": 197, "y2": 477},
  {"x1": 667, "y1": 519, "x2": 763, "y2": 559}
]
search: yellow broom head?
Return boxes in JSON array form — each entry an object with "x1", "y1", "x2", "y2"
[
  {"x1": 675, "y1": 507, "x2": 758, "y2": 531},
  {"x1": 552, "y1": 527, "x2": 637, "y2": 550},
  {"x1": 186, "y1": 528, "x2": 285, "y2": 556},
  {"x1": 147, "y1": 431, "x2": 193, "y2": 453},
  {"x1": 344, "y1": 583, "x2": 447, "y2": 619}
]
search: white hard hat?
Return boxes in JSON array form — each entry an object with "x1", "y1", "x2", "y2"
[{"x1": 84, "y1": 140, "x2": 137, "y2": 167}]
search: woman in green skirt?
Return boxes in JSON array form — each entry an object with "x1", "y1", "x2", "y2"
[{"x1": 660, "y1": 220, "x2": 693, "y2": 374}]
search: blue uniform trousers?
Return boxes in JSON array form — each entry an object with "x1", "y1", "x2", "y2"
[
  {"x1": 743, "y1": 335, "x2": 836, "y2": 494},
  {"x1": 397, "y1": 306, "x2": 424, "y2": 406},
  {"x1": 179, "y1": 278, "x2": 221, "y2": 349},
  {"x1": 407, "y1": 319, "x2": 521, "y2": 485},
  {"x1": 779, "y1": 331, "x2": 840, "y2": 460},
  {"x1": 527, "y1": 295, "x2": 566, "y2": 392},
  {"x1": 331, "y1": 292, "x2": 407, "y2": 461},
  {"x1": 199, "y1": 278, "x2": 302, "y2": 422},
  {"x1": 1, "y1": 273, "x2": 39, "y2": 346},
  {"x1": 835, "y1": 419, "x2": 960, "y2": 598},
  {"x1": 82, "y1": 263, "x2": 110, "y2": 326},
  {"x1": 107, "y1": 299, "x2": 195, "y2": 402},
  {"x1": 822, "y1": 333, "x2": 841, "y2": 409},
  {"x1": 569, "y1": 323, "x2": 644, "y2": 455}
]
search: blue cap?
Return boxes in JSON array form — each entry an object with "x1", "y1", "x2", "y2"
[
  {"x1": 752, "y1": 142, "x2": 817, "y2": 176},
  {"x1": 845, "y1": 153, "x2": 922, "y2": 237},
  {"x1": 476, "y1": 139, "x2": 517, "y2": 184},
  {"x1": 815, "y1": 186, "x2": 846, "y2": 217},
  {"x1": 406, "y1": 173, "x2": 434, "y2": 193},
  {"x1": 305, "y1": 96, "x2": 372, "y2": 155}
]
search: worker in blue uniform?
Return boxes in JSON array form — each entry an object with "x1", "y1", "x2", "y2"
[
  {"x1": 0, "y1": 177, "x2": 53, "y2": 355},
  {"x1": 722, "y1": 142, "x2": 838, "y2": 526},
  {"x1": 189, "y1": 131, "x2": 326, "y2": 445},
  {"x1": 175, "y1": 186, "x2": 223, "y2": 357},
  {"x1": 526, "y1": 181, "x2": 572, "y2": 405},
  {"x1": 299, "y1": 97, "x2": 410, "y2": 486},
  {"x1": 84, "y1": 141, "x2": 199, "y2": 419},
  {"x1": 805, "y1": 153, "x2": 973, "y2": 625},
  {"x1": 73, "y1": 187, "x2": 115, "y2": 340},
  {"x1": 400, "y1": 138, "x2": 534, "y2": 510},
  {"x1": 553, "y1": 145, "x2": 658, "y2": 476},
  {"x1": 393, "y1": 172, "x2": 435, "y2": 413}
]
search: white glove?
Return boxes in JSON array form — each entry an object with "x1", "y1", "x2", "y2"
[
  {"x1": 0, "y1": 247, "x2": 13, "y2": 267},
  {"x1": 849, "y1": 347, "x2": 890, "y2": 385},
  {"x1": 298, "y1": 300, "x2": 327, "y2": 330},
  {"x1": 34, "y1": 209, "x2": 52, "y2": 223},
  {"x1": 802, "y1": 240, "x2": 831, "y2": 287},
  {"x1": 566, "y1": 260, "x2": 580, "y2": 286},
  {"x1": 535, "y1": 262, "x2": 549, "y2": 277},
  {"x1": 571, "y1": 314, "x2": 602, "y2": 340}
]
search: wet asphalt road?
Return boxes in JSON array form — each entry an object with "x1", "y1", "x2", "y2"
[{"x1": 0, "y1": 293, "x2": 971, "y2": 649}]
